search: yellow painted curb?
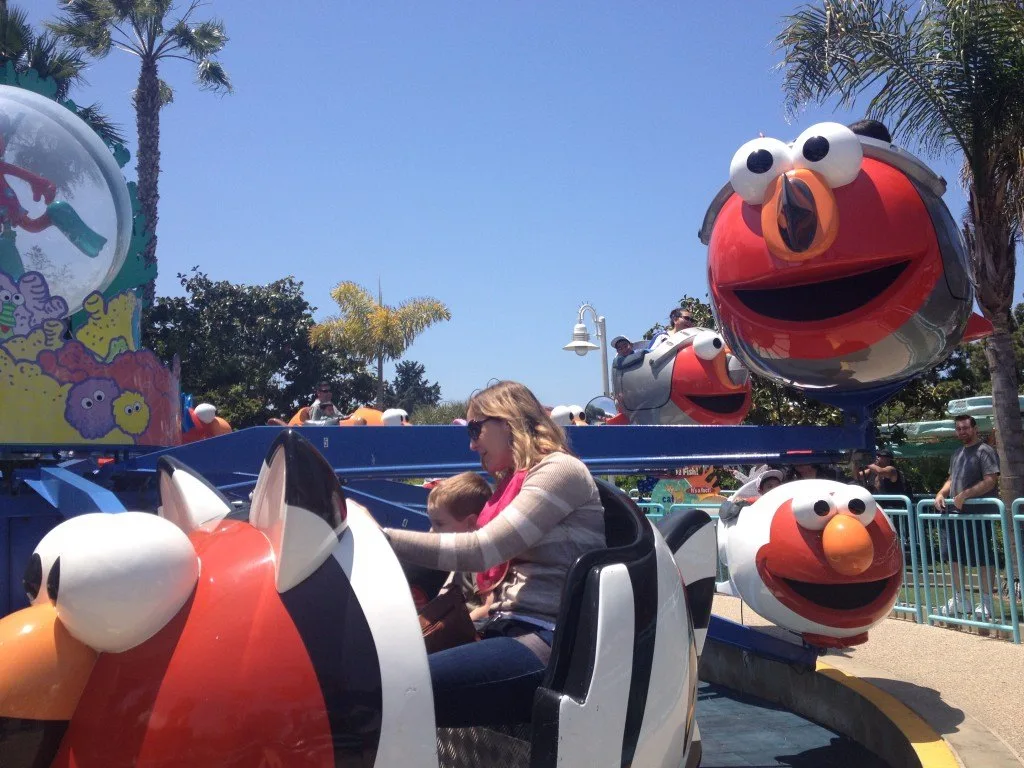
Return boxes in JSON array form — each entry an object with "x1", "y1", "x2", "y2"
[{"x1": 816, "y1": 660, "x2": 960, "y2": 768}]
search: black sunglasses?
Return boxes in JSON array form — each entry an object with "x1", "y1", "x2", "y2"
[{"x1": 467, "y1": 417, "x2": 501, "y2": 440}]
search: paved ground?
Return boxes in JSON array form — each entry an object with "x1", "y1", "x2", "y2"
[
  {"x1": 697, "y1": 681, "x2": 888, "y2": 767},
  {"x1": 713, "y1": 595, "x2": 1024, "y2": 767}
]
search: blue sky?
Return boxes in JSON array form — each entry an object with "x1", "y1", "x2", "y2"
[{"x1": 26, "y1": 1, "x2": 1022, "y2": 410}]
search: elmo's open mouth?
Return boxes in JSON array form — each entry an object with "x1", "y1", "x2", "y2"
[
  {"x1": 683, "y1": 393, "x2": 747, "y2": 414},
  {"x1": 778, "y1": 576, "x2": 894, "y2": 610},
  {"x1": 732, "y1": 260, "x2": 910, "y2": 322}
]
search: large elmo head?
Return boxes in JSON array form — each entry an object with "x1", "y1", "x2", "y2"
[{"x1": 701, "y1": 122, "x2": 977, "y2": 394}]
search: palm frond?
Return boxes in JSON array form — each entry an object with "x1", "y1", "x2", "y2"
[
  {"x1": 0, "y1": 5, "x2": 33, "y2": 62},
  {"x1": 157, "y1": 77, "x2": 174, "y2": 106},
  {"x1": 395, "y1": 298, "x2": 452, "y2": 346},
  {"x1": 195, "y1": 57, "x2": 231, "y2": 92},
  {"x1": 26, "y1": 33, "x2": 89, "y2": 100},
  {"x1": 75, "y1": 103, "x2": 127, "y2": 145},
  {"x1": 777, "y1": 0, "x2": 1024, "y2": 163}
]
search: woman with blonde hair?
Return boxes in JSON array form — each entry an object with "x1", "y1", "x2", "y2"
[{"x1": 384, "y1": 380, "x2": 605, "y2": 727}]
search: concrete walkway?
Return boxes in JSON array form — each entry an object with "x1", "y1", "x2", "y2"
[{"x1": 713, "y1": 595, "x2": 1024, "y2": 767}]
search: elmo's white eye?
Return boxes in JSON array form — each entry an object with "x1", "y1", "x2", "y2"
[
  {"x1": 24, "y1": 515, "x2": 101, "y2": 605},
  {"x1": 30, "y1": 512, "x2": 198, "y2": 652},
  {"x1": 729, "y1": 137, "x2": 792, "y2": 204},
  {"x1": 792, "y1": 122, "x2": 863, "y2": 188},
  {"x1": 692, "y1": 330, "x2": 725, "y2": 361},
  {"x1": 836, "y1": 486, "x2": 877, "y2": 525},
  {"x1": 792, "y1": 493, "x2": 836, "y2": 530},
  {"x1": 12, "y1": 292, "x2": 23, "y2": 305}
]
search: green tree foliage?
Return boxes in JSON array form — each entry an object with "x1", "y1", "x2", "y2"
[
  {"x1": 777, "y1": 0, "x2": 1024, "y2": 506},
  {"x1": 387, "y1": 360, "x2": 441, "y2": 414},
  {"x1": 143, "y1": 269, "x2": 373, "y2": 428},
  {"x1": 50, "y1": 0, "x2": 232, "y2": 299},
  {"x1": 310, "y1": 281, "x2": 451, "y2": 408},
  {"x1": 411, "y1": 400, "x2": 469, "y2": 426}
]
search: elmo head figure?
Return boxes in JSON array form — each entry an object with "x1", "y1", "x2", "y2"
[
  {"x1": 700, "y1": 122, "x2": 990, "y2": 395},
  {"x1": 612, "y1": 329, "x2": 751, "y2": 425},
  {"x1": 717, "y1": 479, "x2": 903, "y2": 647}
]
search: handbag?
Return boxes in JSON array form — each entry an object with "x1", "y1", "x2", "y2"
[{"x1": 418, "y1": 585, "x2": 479, "y2": 654}]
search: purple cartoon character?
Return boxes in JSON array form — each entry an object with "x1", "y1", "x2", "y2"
[
  {"x1": 65, "y1": 377, "x2": 121, "y2": 439},
  {"x1": 0, "y1": 269, "x2": 67, "y2": 338}
]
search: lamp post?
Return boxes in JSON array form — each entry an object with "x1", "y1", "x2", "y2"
[{"x1": 562, "y1": 303, "x2": 610, "y2": 397}]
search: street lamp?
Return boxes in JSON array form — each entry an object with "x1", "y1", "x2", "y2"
[{"x1": 562, "y1": 303, "x2": 610, "y2": 397}]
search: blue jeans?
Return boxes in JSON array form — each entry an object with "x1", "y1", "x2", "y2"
[{"x1": 429, "y1": 623, "x2": 554, "y2": 727}]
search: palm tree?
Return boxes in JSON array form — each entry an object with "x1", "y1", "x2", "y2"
[
  {"x1": 776, "y1": 0, "x2": 1024, "y2": 508},
  {"x1": 310, "y1": 282, "x2": 452, "y2": 408},
  {"x1": 49, "y1": 0, "x2": 231, "y2": 298}
]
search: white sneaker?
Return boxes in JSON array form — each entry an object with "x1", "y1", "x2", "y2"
[
  {"x1": 941, "y1": 596, "x2": 974, "y2": 617},
  {"x1": 975, "y1": 599, "x2": 995, "y2": 621}
]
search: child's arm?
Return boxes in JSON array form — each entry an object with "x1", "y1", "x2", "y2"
[{"x1": 469, "y1": 591, "x2": 494, "y2": 622}]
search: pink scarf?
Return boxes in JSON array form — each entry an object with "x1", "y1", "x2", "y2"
[{"x1": 475, "y1": 469, "x2": 528, "y2": 593}]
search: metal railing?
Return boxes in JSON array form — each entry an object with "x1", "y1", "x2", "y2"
[
  {"x1": 916, "y1": 499, "x2": 1020, "y2": 643},
  {"x1": 874, "y1": 495, "x2": 922, "y2": 621},
  {"x1": 636, "y1": 493, "x2": 1021, "y2": 643}
]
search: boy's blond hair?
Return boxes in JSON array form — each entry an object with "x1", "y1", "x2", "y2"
[{"x1": 427, "y1": 472, "x2": 492, "y2": 521}]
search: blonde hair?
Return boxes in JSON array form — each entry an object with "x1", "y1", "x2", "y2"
[
  {"x1": 467, "y1": 381, "x2": 569, "y2": 472},
  {"x1": 427, "y1": 472, "x2": 492, "y2": 521}
]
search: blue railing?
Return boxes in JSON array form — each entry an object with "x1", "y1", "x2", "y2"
[{"x1": 638, "y1": 494, "x2": 1021, "y2": 643}]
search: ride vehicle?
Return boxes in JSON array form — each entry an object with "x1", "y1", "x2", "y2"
[
  {"x1": 611, "y1": 329, "x2": 751, "y2": 425},
  {"x1": 0, "y1": 431, "x2": 715, "y2": 768},
  {"x1": 700, "y1": 122, "x2": 991, "y2": 400},
  {"x1": 716, "y1": 478, "x2": 902, "y2": 648}
]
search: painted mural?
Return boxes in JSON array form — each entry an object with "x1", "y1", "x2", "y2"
[{"x1": 0, "y1": 83, "x2": 179, "y2": 448}]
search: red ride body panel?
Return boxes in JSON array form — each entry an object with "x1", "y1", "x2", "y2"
[{"x1": 52, "y1": 521, "x2": 333, "y2": 768}]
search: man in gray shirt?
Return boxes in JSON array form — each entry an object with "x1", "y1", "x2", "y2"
[{"x1": 934, "y1": 414, "x2": 1000, "y2": 618}]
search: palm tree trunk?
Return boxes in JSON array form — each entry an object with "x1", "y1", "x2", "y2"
[
  {"x1": 984, "y1": 332, "x2": 1024, "y2": 504},
  {"x1": 968, "y1": 195, "x2": 1023, "y2": 565},
  {"x1": 134, "y1": 57, "x2": 161, "y2": 304},
  {"x1": 376, "y1": 354, "x2": 385, "y2": 408}
]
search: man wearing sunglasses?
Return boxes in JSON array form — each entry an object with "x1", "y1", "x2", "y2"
[{"x1": 308, "y1": 381, "x2": 338, "y2": 422}]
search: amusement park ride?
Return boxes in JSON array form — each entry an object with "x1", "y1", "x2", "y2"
[{"x1": 0, "y1": 71, "x2": 990, "y2": 768}]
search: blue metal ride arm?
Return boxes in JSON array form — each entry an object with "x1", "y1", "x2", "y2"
[{"x1": 120, "y1": 422, "x2": 872, "y2": 486}]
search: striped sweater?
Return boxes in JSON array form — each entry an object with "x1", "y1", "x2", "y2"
[{"x1": 387, "y1": 452, "x2": 605, "y2": 624}]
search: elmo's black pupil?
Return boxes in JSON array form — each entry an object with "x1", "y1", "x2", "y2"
[
  {"x1": 849, "y1": 498, "x2": 866, "y2": 514},
  {"x1": 803, "y1": 136, "x2": 830, "y2": 162},
  {"x1": 24, "y1": 553, "x2": 42, "y2": 601},
  {"x1": 747, "y1": 149, "x2": 774, "y2": 174},
  {"x1": 813, "y1": 500, "x2": 831, "y2": 516}
]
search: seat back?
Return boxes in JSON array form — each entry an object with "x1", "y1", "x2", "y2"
[{"x1": 531, "y1": 481, "x2": 660, "y2": 766}]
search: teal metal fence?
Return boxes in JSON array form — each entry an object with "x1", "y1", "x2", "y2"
[
  {"x1": 635, "y1": 493, "x2": 1022, "y2": 643},
  {"x1": 916, "y1": 499, "x2": 1020, "y2": 643},
  {"x1": 874, "y1": 495, "x2": 922, "y2": 621},
  {"x1": 1011, "y1": 500, "x2": 1024, "y2": 619}
]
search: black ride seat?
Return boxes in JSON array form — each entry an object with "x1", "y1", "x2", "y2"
[{"x1": 436, "y1": 481, "x2": 657, "y2": 768}]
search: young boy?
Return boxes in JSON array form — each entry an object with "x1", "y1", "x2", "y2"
[{"x1": 427, "y1": 472, "x2": 494, "y2": 620}]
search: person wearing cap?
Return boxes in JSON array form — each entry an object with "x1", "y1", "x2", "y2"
[
  {"x1": 757, "y1": 469, "x2": 784, "y2": 494},
  {"x1": 611, "y1": 335, "x2": 634, "y2": 358},
  {"x1": 856, "y1": 449, "x2": 905, "y2": 495}
]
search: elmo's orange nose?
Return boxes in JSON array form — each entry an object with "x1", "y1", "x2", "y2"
[
  {"x1": 0, "y1": 602, "x2": 96, "y2": 721},
  {"x1": 761, "y1": 168, "x2": 839, "y2": 262},
  {"x1": 822, "y1": 515, "x2": 874, "y2": 576}
]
